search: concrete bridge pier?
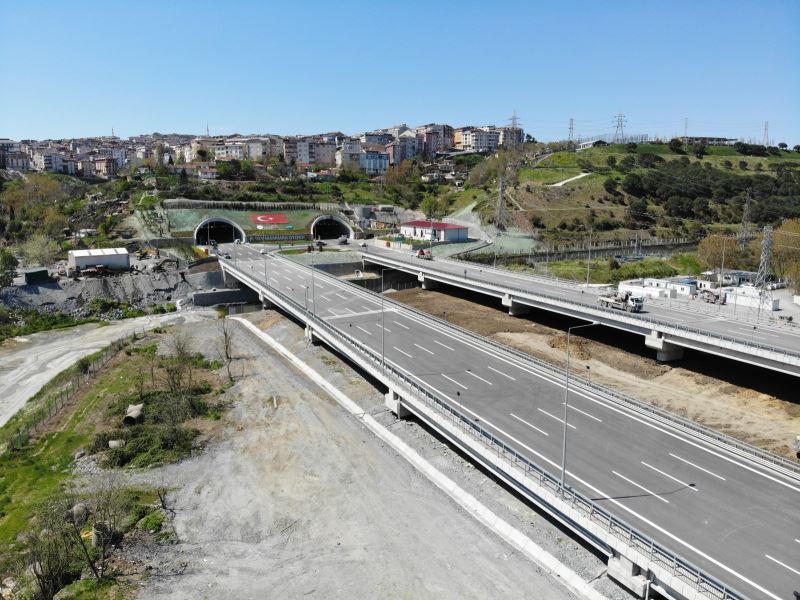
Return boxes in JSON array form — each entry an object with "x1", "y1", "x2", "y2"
[
  {"x1": 384, "y1": 387, "x2": 412, "y2": 418},
  {"x1": 258, "y1": 293, "x2": 273, "y2": 310},
  {"x1": 502, "y1": 294, "x2": 531, "y2": 317},
  {"x1": 304, "y1": 325, "x2": 320, "y2": 345},
  {"x1": 607, "y1": 554, "x2": 648, "y2": 598},
  {"x1": 645, "y1": 331, "x2": 684, "y2": 362},
  {"x1": 418, "y1": 273, "x2": 440, "y2": 290}
]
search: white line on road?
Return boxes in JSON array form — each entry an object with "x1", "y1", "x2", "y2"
[
  {"x1": 327, "y1": 309, "x2": 340, "y2": 316},
  {"x1": 433, "y1": 340, "x2": 455, "y2": 351},
  {"x1": 361, "y1": 305, "x2": 373, "y2": 311},
  {"x1": 795, "y1": 539, "x2": 800, "y2": 544},
  {"x1": 765, "y1": 554, "x2": 800, "y2": 577},
  {"x1": 441, "y1": 373, "x2": 468, "y2": 390},
  {"x1": 669, "y1": 453, "x2": 726, "y2": 481},
  {"x1": 269, "y1": 277, "x2": 279, "y2": 284},
  {"x1": 488, "y1": 365, "x2": 516, "y2": 380},
  {"x1": 509, "y1": 413, "x2": 548, "y2": 436},
  {"x1": 641, "y1": 461, "x2": 698, "y2": 492},
  {"x1": 392, "y1": 320, "x2": 410, "y2": 330},
  {"x1": 561, "y1": 402, "x2": 602, "y2": 422},
  {"x1": 612, "y1": 471, "x2": 670, "y2": 504},
  {"x1": 375, "y1": 323, "x2": 392, "y2": 333},
  {"x1": 537, "y1": 408, "x2": 577, "y2": 429},
  {"x1": 316, "y1": 283, "x2": 325, "y2": 289},
  {"x1": 393, "y1": 346, "x2": 412, "y2": 359},
  {"x1": 335, "y1": 293, "x2": 348, "y2": 300},
  {"x1": 356, "y1": 326, "x2": 372, "y2": 336},
  {"x1": 413, "y1": 343, "x2": 434, "y2": 355},
  {"x1": 465, "y1": 370, "x2": 492, "y2": 385}
]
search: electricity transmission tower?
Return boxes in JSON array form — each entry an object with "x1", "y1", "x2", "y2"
[
  {"x1": 568, "y1": 118, "x2": 575, "y2": 143},
  {"x1": 612, "y1": 113, "x2": 626, "y2": 144},
  {"x1": 762, "y1": 121, "x2": 769, "y2": 147},
  {"x1": 755, "y1": 225, "x2": 773, "y2": 317},
  {"x1": 739, "y1": 190, "x2": 752, "y2": 249}
]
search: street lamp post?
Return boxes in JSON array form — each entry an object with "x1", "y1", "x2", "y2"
[
  {"x1": 561, "y1": 321, "x2": 598, "y2": 488},
  {"x1": 380, "y1": 268, "x2": 390, "y2": 370}
]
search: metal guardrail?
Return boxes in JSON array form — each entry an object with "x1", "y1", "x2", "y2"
[
  {"x1": 289, "y1": 252, "x2": 800, "y2": 477},
  {"x1": 365, "y1": 251, "x2": 800, "y2": 364},
  {"x1": 227, "y1": 259, "x2": 749, "y2": 600}
]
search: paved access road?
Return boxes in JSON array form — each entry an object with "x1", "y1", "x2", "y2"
[
  {"x1": 361, "y1": 244, "x2": 800, "y2": 359},
  {"x1": 221, "y1": 243, "x2": 800, "y2": 600}
]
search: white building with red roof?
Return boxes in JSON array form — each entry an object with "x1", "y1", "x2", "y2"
[{"x1": 399, "y1": 220, "x2": 469, "y2": 242}]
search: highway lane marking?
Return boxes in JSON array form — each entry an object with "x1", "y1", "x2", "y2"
[
  {"x1": 465, "y1": 370, "x2": 492, "y2": 385},
  {"x1": 413, "y1": 343, "x2": 435, "y2": 355},
  {"x1": 269, "y1": 277, "x2": 280, "y2": 284},
  {"x1": 561, "y1": 402, "x2": 602, "y2": 422},
  {"x1": 345, "y1": 308, "x2": 357, "y2": 315},
  {"x1": 509, "y1": 413, "x2": 548, "y2": 436},
  {"x1": 433, "y1": 340, "x2": 455, "y2": 351},
  {"x1": 392, "y1": 320, "x2": 410, "y2": 330},
  {"x1": 327, "y1": 309, "x2": 387, "y2": 321},
  {"x1": 612, "y1": 471, "x2": 670, "y2": 504},
  {"x1": 361, "y1": 305, "x2": 372, "y2": 311},
  {"x1": 282, "y1": 275, "x2": 292, "y2": 281},
  {"x1": 375, "y1": 323, "x2": 392, "y2": 333},
  {"x1": 537, "y1": 408, "x2": 576, "y2": 430},
  {"x1": 384, "y1": 369, "x2": 784, "y2": 600},
  {"x1": 393, "y1": 346, "x2": 413, "y2": 359},
  {"x1": 316, "y1": 283, "x2": 326, "y2": 289},
  {"x1": 669, "y1": 453, "x2": 726, "y2": 481},
  {"x1": 488, "y1": 366, "x2": 516, "y2": 380},
  {"x1": 764, "y1": 554, "x2": 800, "y2": 577},
  {"x1": 441, "y1": 373, "x2": 468, "y2": 390},
  {"x1": 641, "y1": 461, "x2": 698, "y2": 492},
  {"x1": 795, "y1": 538, "x2": 800, "y2": 544},
  {"x1": 327, "y1": 309, "x2": 341, "y2": 317},
  {"x1": 356, "y1": 326, "x2": 372, "y2": 336},
  {"x1": 335, "y1": 293, "x2": 348, "y2": 300}
]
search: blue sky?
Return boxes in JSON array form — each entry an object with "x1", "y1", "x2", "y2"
[{"x1": 1, "y1": 0, "x2": 798, "y2": 143}]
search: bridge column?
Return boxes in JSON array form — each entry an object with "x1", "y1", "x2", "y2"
[
  {"x1": 258, "y1": 292, "x2": 273, "y2": 310},
  {"x1": 607, "y1": 554, "x2": 647, "y2": 598},
  {"x1": 304, "y1": 325, "x2": 320, "y2": 345},
  {"x1": 385, "y1": 387, "x2": 412, "y2": 418},
  {"x1": 645, "y1": 331, "x2": 684, "y2": 362},
  {"x1": 418, "y1": 273, "x2": 439, "y2": 290},
  {"x1": 501, "y1": 294, "x2": 530, "y2": 317}
]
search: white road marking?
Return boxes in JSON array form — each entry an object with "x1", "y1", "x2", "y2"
[
  {"x1": 795, "y1": 538, "x2": 800, "y2": 544},
  {"x1": 282, "y1": 275, "x2": 292, "y2": 281},
  {"x1": 537, "y1": 407, "x2": 576, "y2": 429},
  {"x1": 361, "y1": 305, "x2": 372, "y2": 311},
  {"x1": 641, "y1": 461, "x2": 698, "y2": 492},
  {"x1": 316, "y1": 283, "x2": 326, "y2": 289},
  {"x1": 393, "y1": 346, "x2": 412, "y2": 358},
  {"x1": 375, "y1": 323, "x2": 392, "y2": 333},
  {"x1": 392, "y1": 320, "x2": 410, "y2": 330},
  {"x1": 413, "y1": 343, "x2": 434, "y2": 355},
  {"x1": 356, "y1": 326, "x2": 372, "y2": 336},
  {"x1": 327, "y1": 309, "x2": 340, "y2": 316},
  {"x1": 391, "y1": 372, "x2": 782, "y2": 600},
  {"x1": 765, "y1": 554, "x2": 800, "y2": 577},
  {"x1": 269, "y1": 277, "x2": 279, "y2": 284},
  {"x1": 669, "y1": 453, "x2": 726, "y2": 481},
  {"x1": 465, "y1": 370, "x2": 492, "y2": 385},
  {"x1": 345, "y1": 308, "x2": 357, "y2": 315},
  {"x1": 561, "y1": 402, "x2": 602, "y2": 422},
  {"x1": 335, "y1": 293, "x2": 348, "y2": 300},
  {"x1": 487, "y1": 365, "x2": 516, "y2": 380},
  {"x1": 509, "y1": 413, "x2": 548, "y2": 436},
  {"x1": 441, "y1": 373, "x2": 468, "y2": 390},
  {"x1": 433, "y1": 340, "x2": 455, "y2": 351},
  {"x1": 613, "y1": 471, "x2": 669, "y2": 504}
]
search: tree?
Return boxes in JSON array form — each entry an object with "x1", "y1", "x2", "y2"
[
  {"x1": 626, "y1": 198, "x2": 650, "y2": 223},
  {"x1": 179, "y1": 168, "x2": 189, "y2": 186},
  {"x1": 618, "y1": 154, "x2": 636, "y2": 173},
  {"x1": 621, "y1": 172, "x2": 644, "y2": 195},
  {"x1": 738, "y1": 160, "x2": 748, "y2": 170},
  {"x1": 603, "y1": 178, "x2": 618, "y2": 195},
  {"x1": 0, "y1": 248, "x2": 18, "y2": 287},
  {"x1": 420, "y1": 196, "x2": 440, "y2": 220},
  {"x1": 692, "y1": 143, "x2": 706, "y2": 158},
  {"x1": 794, "y1": 145, "x2": 800, "y2": 153},
  {"x1": 42, "y1": 209, "x2": 69, "y2": 238},
  {"x1": 606, "y1": 155, "x2": 617, "y2": 168},
  {"x1": 626, "y1": 142, "x2": 638, "y2": 152},
  {"x1": 668, "y1": 138, "x2": 683, "y2": 153},
  {"x1": 21, "y1": 233, "x2": 59, "y2": 266},
  {"x1": 773, "y1": 219, "x2": 800, "y2": 284},
  {"x1": 17, "y1": 499, "x2": 74, "y2": 600},
  {"x1": 219, "y1": 319, "x2": 235, "y2": 383},
  {"x1": 723, "y1": 159, "x2": 733, "y2": 169},
  {"x1": 778, "y1": 142, "x2": 787, "y2": 150}
]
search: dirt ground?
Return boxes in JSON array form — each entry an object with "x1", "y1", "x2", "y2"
[
  {"x1": 390, "y1": 287, "x2": 800, "y2": 460},
  {"x1": 117, "y1": 315, "x2": 623, "y2": 600}
]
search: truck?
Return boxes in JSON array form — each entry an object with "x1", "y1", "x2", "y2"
[
  {"x1": 597, "y1": 290, "x2": 644, "y2": 313},
  {"x1": 699, "y1": 288, "x2": 725, "y2": 305},
  {"x1": 415, "y1": 248, "x2": 433, "y2": 260}
]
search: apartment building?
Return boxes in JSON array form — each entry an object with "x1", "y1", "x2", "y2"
[
  {"x1": 335, "y1": 139, "x2": 362, "y2": 170},
  {"x1": 414, "y1": 123, "x2": 454, "y2": 156},
  {"x1": 32, "y1": 152, "x2": 63, "y2": 172},
  {"x1": 359, "y1": 148, "x2": 389, "y2": 175}
]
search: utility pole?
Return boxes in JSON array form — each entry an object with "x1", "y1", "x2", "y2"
[
  {"x1": 683, "y1": 117, "x2": 688, "y2": 142},
  {"x1": 612, "y1": 113, "x2": 626, "y2": 144},
  {"x1": 755, "y1": 225, "x2": 773, "y2": 319}
]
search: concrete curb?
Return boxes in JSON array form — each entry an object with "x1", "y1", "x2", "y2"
[{"x1": 231, "y1": 316, "x2": 610, "y2": 600}]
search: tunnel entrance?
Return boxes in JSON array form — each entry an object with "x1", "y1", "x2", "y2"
[
  {"x1": 310, "y1": 215, "x2": 353, "y2": 240},
  {"x1": 194, "y1": 218, "x2": 246, "y2": 245}
]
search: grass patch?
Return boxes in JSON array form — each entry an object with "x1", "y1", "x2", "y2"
[
  {"x1": 0, "y1": 307, "x2": 98, "y2": 344},
  {"x1": 533, "y1": 256, "x2": 684, "y2": 284}
]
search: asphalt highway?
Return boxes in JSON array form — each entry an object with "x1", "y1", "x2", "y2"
[
  {"x1": 221, "y1": 243, "x2": 800, "y2": 600},
  {"x1": 361, "y1": 245, "x2": 800, "y2": 359}
]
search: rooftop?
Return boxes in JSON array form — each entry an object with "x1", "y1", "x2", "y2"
[
  {"x1": 69, "y1": 248, "x2": 128, "y2": 257},
  {"x1": 401, "y1": 220, "x2": 467, "y2": 231}
]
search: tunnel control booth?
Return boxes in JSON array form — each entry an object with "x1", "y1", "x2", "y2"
[
  {"x1": 194, "y1": 217, "x2": 246, "y2": 245},
  {"x1": 310, "y1": 214, "x2": 354, "y2": 240}
]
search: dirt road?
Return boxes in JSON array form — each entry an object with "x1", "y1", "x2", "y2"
[
  {"x1": 123, "y1": 314, "x2": 619, "y2": 600},
  {"x1": 0, "y1": 310, "x2": 217, "y2": 427}
]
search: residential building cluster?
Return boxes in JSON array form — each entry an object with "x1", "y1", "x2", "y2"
[{"x1": 0, "y1": 119, "x2": 524, "y2": 181}]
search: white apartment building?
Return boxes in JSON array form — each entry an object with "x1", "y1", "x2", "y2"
[
  {"x1": 213, "y1": 143, "x2": 246, "y2": 160},
  {"x1": 359, "y1": 149, "x2": 389, "y2": 175},
  {"x1": 335, "y1": 140, "x2": 362, "y2": 170},
  {"x1": 459, "y1": 127, "x2": 501, "y2": 152},
  {"x1": 33, "y1": 152, "x2": 63, "y2": 172}
]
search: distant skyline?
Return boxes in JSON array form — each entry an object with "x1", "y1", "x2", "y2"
[{"x1": 1, "y1": 0, "x2": 798, "y2": 144}]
